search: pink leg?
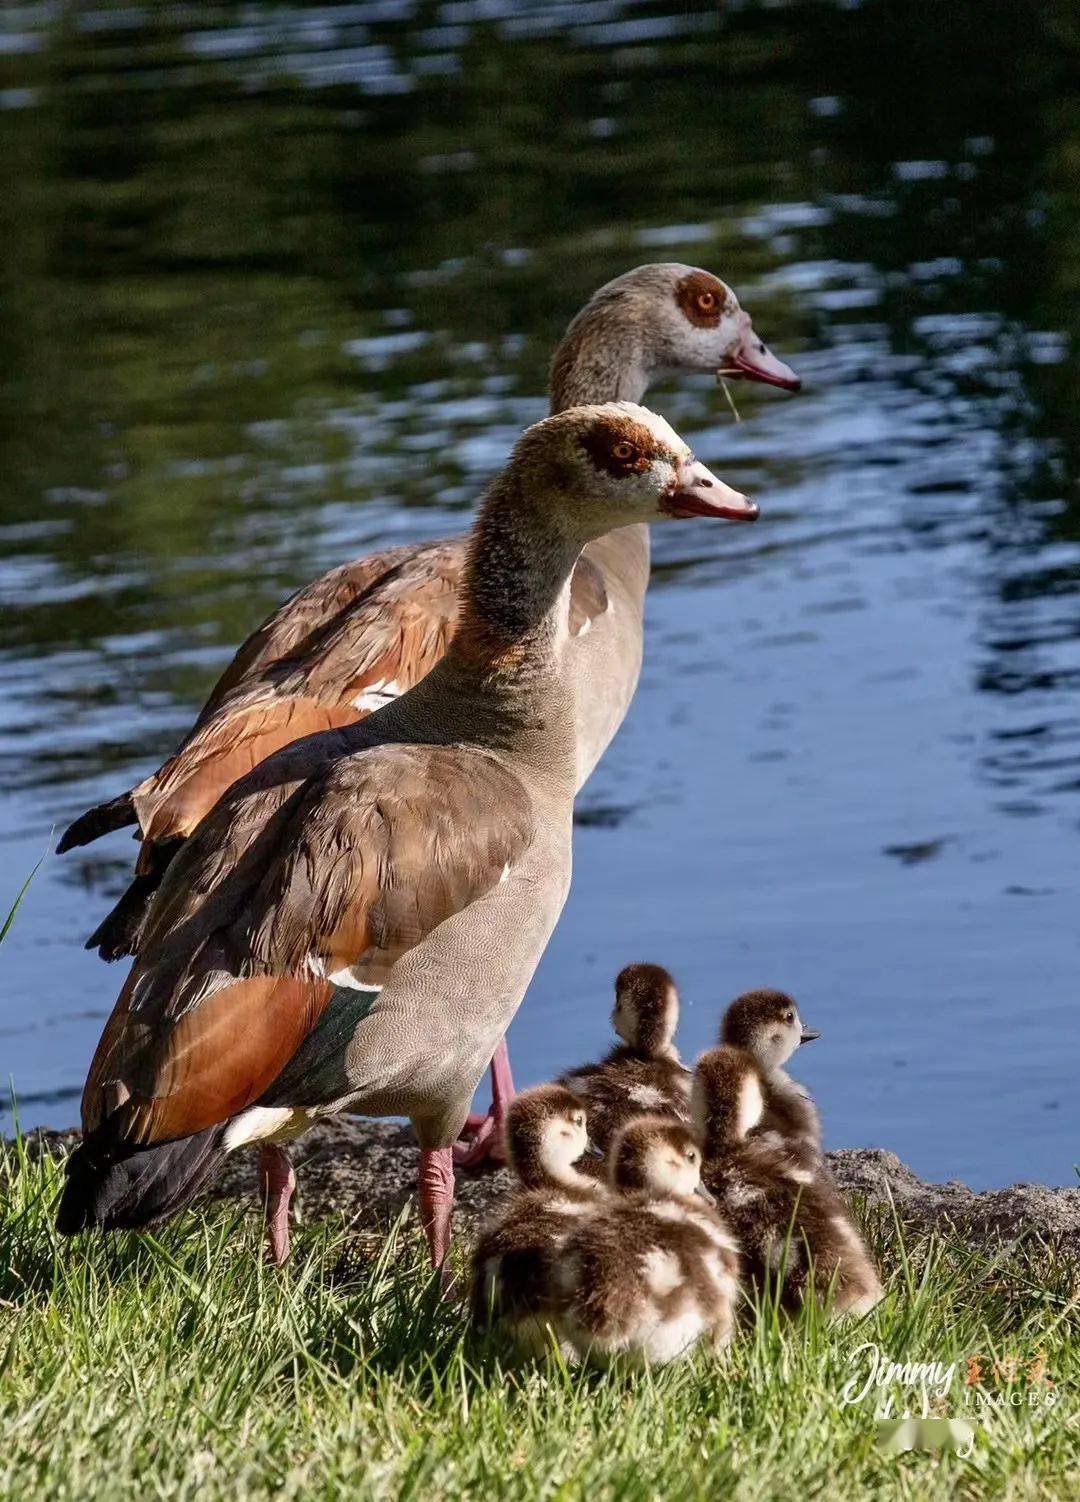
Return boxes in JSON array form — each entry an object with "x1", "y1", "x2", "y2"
[
  {"x1": 259, "y1": 1143, "x2": 296, "y2": 1266},
  {"x1": 418, "y1": 1146, "x2": 455, "y2": 1269},
  {"x1": 453, "y1": 1039, "x2": 516, "y2": 1169}
]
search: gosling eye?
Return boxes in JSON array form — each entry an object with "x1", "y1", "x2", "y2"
[{"x1": 785, "y1": 1012, "x2": 795, "y2": 1024}]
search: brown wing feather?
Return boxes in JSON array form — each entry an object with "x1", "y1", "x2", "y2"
[
  {"x1": 190, "y1": 544, "x2": 425, "y2": 726},
  {"x1": 84, "y1": 743, "x2": 534, "y2": 1147},
  {"x1": 83, "y1": 970, "x2": 332, "y2": 1142},
  {"x1": 130, "y1": 542, "x2": 464, "y2": 846},
  {"x1": 240, "y1": 746, "x2": 532, "y2": 985}
]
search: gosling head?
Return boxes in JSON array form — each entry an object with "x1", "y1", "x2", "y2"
[
  {"x1": 608, "y1": 1115, "x2": 705, "y2": 1201},
  {"x1": 611, "y1": 962, "x2": 680, "y2": 1059},
  {"x1": 692, "y1": 1045, "x2": 767, "y2": 1157},
  {"x1": 720, "y1": 989, "x2": 821, "y2": 1072},
  {"x1": 504, "y1": 1084, "x2": 590, "y2": 1191},
  {"x1": 510, "y1": 401, "x2": 758, "y2": 541},
  {"x1": 550, "y1": 263, "x2": 801, "y2": 408}
]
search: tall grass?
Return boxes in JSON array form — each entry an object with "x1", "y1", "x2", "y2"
[
  {"x1": 1, "y1": 1145, "x2": 1075, "y2": 1501},
  {"x1": 0, "y1": 842, "x2": 48, "y2": 947}
]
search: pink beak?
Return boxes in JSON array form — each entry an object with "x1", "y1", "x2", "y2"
[
  {"x1": 663, "y1": 459, "x2": 758, "y2": 522},
  {"x1": 728, "y1": 316, "x2": 801, "y2": 391}
]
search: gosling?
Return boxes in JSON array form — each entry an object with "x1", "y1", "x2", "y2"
[
  {"x1": 555, "y1": 1116, "x2": 741, "y2": 1366},
  {"x1": 720, "y1": 988, "x2": 822, "y2": 1165},
  {"x1": 557, "y1": 963, "x2": 691, "y2": 1160},
  {"x1": 693, "y1": 1046, "x2": 882, "y2": 1319},
  {"x1": 470, "y1": 1084, "x2": 606, "y2": 1350}
]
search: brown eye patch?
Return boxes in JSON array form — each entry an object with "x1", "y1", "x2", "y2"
[
  {"x1": 675, "y1": 270, "x2": 731, "y2": 329},
  {"x1": 581, "y1": 416, "x2": 658, "y2": 478}
]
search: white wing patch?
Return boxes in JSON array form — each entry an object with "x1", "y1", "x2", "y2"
[
  {"x1": 352, "y1": 678, "x2": 402, "y2": 712},
  {"x1": 223, "y1": 1105, "x2": 307, "y2": 1151}
]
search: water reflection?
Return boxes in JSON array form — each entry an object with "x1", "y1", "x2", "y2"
[{"x1": 1, "y1": 0, "x2": 1077, "y2": 1184}]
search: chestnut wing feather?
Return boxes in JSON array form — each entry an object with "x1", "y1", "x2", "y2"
[
  {"x1": 190, "y1": 543, "x2": 428, "y2": 726},
  {"x1": 83, "y1": 744, "x2": 534, "y2": 1146},
  {"x1": 132, "y1": 542, "x2": 465, "y2": 846}
]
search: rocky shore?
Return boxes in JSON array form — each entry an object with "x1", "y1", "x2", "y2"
[{"x1": 18, "y1": 1120, "x2": 1080, "y2": 1260}]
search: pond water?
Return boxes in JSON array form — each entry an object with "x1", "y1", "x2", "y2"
[{"x1": 1, "y1": 1, "x2": 1078, "y2": 1187}]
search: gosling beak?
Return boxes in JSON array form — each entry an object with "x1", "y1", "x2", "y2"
[
  {"x1": 724, "y1": 318, "x2": 801, "y2": 392},
  {"x1": 663, "y1": 458, "x2": 758, "y2": 522},
  {"x1": 583, "y1": 1141, "x2": 605, "y2": 1160},
  {"x1": 694, "y1": 1181, "x2": 717, "y2": 1206},
  {"x1": 799, "y1": 1026, "x2": 821, "y2": 1045}
]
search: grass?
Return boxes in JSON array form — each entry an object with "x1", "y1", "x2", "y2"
[
  {"x1": 1, "y1": 842, "x2": 46, "y2": 947},
  {"x1": 0, "y1": 1142, "x2": 1076, "y2": 1501}
]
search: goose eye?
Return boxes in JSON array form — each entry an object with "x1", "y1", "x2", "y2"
[
  {"x1": 696, "y1": 291, "x2": 717, "y2": 312},
  {"x1": 611, "y1": 440, "x2": 636, "y2": 462}
]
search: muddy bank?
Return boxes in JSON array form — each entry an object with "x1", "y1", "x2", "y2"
[{"x1": 18, "y1": 1121, "x2": 1079, "y2": 1259}]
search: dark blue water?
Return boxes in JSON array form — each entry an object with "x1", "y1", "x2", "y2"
[{"x1": 1, "y1": 1, "x2": 1078, "y2": 1187}]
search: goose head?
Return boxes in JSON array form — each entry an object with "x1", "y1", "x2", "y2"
[
  {"x1": 692, "y1": 1045, "x2": 767, "y2": 1156},
  {"x1": 608, "y1": 1115, "x2": 707, "y2": 1201},
  {"x1": 512, "y1": 401, "x2": 757, "y2": 542},
  {"x1": 720, "y1": 989, "x2": 820, "y2": 1071},
  {"x1": 550, "y1": 263, "x2": 800, "y2": 409},
  {"x1": 504, "y1": 1084, "x2": 590, "y2": 1190},
  {"x1": 611, "y1": 961, "x2": 680, "y2": 1059}
]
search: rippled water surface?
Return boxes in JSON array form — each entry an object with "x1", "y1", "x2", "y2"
[{"x1": 2, "y1": 1, "x2": 1078, "y2": 1186}]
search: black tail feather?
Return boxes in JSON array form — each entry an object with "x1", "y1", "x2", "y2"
[
  {"x1": 56, "y1": 1124, "x2": 228, "y2": 1235},
  {"x1": 57, "y1": 792, "x2": 137, "y2": 853},
  {"x1": 86, "y1": 837, "x2": 181, "y2": 960},
  {"x1": 85, "y1": 872, "x2": 160, "y2": 961}
]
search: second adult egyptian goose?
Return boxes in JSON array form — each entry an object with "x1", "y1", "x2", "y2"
[
  {"x1": 56, "y1": 402, "x2": 759, "y2": 1269},
  {"x1": 58, "y1": 264, "x2": 798, "y2": 1161}
]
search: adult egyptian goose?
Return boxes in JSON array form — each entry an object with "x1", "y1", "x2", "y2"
[
  {"x1": 57, "y1": 264, "x2": 798, "y2": 1162},
  {"x1": 56, "y1": 402, "x2": 759, "y2": 1269}
]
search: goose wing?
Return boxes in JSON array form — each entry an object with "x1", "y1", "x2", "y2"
[
  {"x1": 82, "y1": 742, "x2": 534, "y2": 1146},
  {"x1": 131, "y1": 541, "x2": 465, "y2": 848}
]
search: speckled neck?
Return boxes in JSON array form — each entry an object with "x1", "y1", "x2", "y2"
[
  {"x1": 388, "y1": 472, "x2": 584, "y2": 775},
  {"x1": 549, "y1": 339, "x2": 649, "y2": 412},
  {"x1": 548, "y1": 305, "x2": 653, "y2": 577},
  {"x1": 457, "y1": 472, "x2": 579, "y2": 662}
]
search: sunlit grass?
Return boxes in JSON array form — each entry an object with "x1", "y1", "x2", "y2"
[
  {"x1": 1, "y1": 1145, "x2": 1076, "y2": 1501},
  {"x1": 0, "y1": 844, "x2": 47, "y2": 947}
]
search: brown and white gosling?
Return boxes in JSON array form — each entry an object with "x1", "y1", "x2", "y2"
[
  {"x1": 553, "y1": 1116, "x2": 741, "y2": 1365},
  {"x1": 693, "y1": 1046, "x2": 882, "y2": 1319},
  {"x1": 470, "y1": 1084, "x2": 607, "y2": 1351},
  {"x1": 557, "y1": 963, "x2": 691, "y2": 1163},
  {"x1": 720, "y1": 989, "x2": 822, "y2": 1166}
]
